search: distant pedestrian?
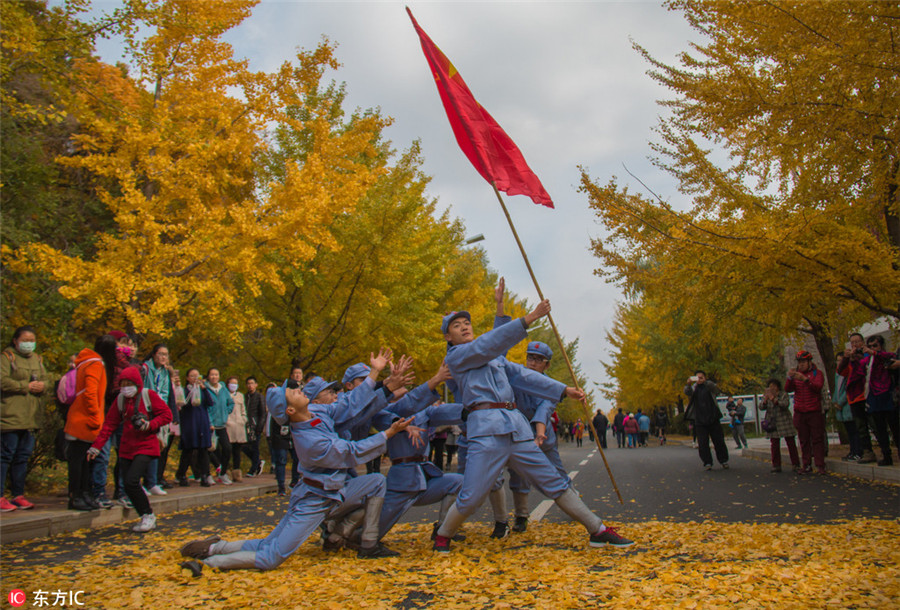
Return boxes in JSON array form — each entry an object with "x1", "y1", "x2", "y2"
[
  {"x1": 637, "y1": 410, "x2": 650, "y2": 447},
  {"x1": 623, "y1": 414, "x2": 639, "y2": 448},
  {"x1": 728, "y1": 398, "x2": 749, "y2": 450},
  {"x1": 786, "y1": 351, "x2": 826, "y2": 474},
  {"x1": 684, "y1": 371, "x2": 729, "y2": 471},
  {"x1": 760, "y1": 378, "x2": 799, "y2": 473},
  {"x1": 613, "y1": 408, "x2": 625, "y2": 448},
  {"x1": 591, "y1": 411, "x2": 608, "y2": 449},
  {"x1": 573, "y1": 419, "x2": 585, "y2": 448},
  {"x1": 655, "y1": 407, "x2": 669, "y2": 445}
]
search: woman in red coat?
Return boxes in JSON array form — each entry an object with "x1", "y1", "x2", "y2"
[{"x1": 88, "y1": 366, "x2": 171, "y2": 532}]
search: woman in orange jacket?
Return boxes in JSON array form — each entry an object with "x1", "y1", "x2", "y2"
[{"x1": 65, "y1": 335, "x2": 117, "y2": 511}]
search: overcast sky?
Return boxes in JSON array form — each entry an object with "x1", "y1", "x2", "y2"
[{"x1": 88, "y1": 0, "x2": 699, "y2": 409}]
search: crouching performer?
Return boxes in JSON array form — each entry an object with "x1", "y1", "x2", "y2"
[{"x1": 179, "y1": 379, "x2": 413, "y2": 575}]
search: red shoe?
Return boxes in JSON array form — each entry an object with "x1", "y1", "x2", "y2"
[
  {"x1": 10, "y1": 496, "x2": 34, "y2": 510},
  {"x1": 0, "y1": 497, "x2": 17, "y2": 512}
]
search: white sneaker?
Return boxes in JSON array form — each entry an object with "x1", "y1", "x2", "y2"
[
  {"x1": 219, "y1": 474, "x2": 233, "y2": 485},
  {"x1": 132, "y1": 513, "x2": 157, "y2": 533},
  {"x1": 148, "y1": 485, "x2": 167, "y2": 496},
  {"x1": 204, "y1": 476, "x2": 216, "y2": 486}
]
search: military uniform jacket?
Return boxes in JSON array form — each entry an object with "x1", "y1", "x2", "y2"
[
  {"x1": 370, "y1": 403, "x2": 464, "y2": 492},
  {"x1": 290, "y1": 403, "x2": 388, "y2": 498},
  {"x1": 445, "y1": 317, "x2": 566, "y2": 441}
]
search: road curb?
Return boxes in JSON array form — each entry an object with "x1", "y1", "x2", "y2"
[
  {"x1": 741, "y1": 448, "x2": 900, "y2": 484},
  {"x1": 0, "y1": 479, "x2": 279, "y2": 545}
]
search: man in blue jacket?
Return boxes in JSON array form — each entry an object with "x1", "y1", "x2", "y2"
[
  {"x1": 493, "y1": 280, "x2": 569, "y2": 533},
  {"x1": 432, "y1": 299, "x2": 633, "y2": 551}
]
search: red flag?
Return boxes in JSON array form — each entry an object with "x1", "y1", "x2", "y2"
[{"x1": 407, "y1": 8, "x2": 554, "y2": 208}]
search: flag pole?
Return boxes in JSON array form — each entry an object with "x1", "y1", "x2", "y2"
[{"x1": 490, "y1": 182, "x2": 624, "y2": 504}]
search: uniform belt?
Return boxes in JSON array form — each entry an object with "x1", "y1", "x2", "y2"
[
  {"x1": 469, "y1": 401, "x2": 516, "y2": 412},
  {"x1": 461, "y1": 401, "x2": 516, "y2": 422},
  {"x1": 391, "y1": 455, "x2": 426, "y2": 465},
  {"x1": 302, "y1": 477, "x2": 325, "y2": 490}
]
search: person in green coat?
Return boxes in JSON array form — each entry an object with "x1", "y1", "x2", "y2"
[{"x1": 1, "y1": 326, "x2": 51, "y2": 511}]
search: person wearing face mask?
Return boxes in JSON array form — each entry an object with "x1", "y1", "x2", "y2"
[
  {"x1": 140, "y1": 344, "x2": 179, "y2": 492},
  {"x1": 91, "y1": 330, "x2": 139, "y2": 510},
  {"x1": 176, "y1": 369, "x2": 215, "y2": 487},
  {"x1": 1, "y1": 326, "x2": 50, "y2": 512},
  {"x1": 224, "y1": 376, "x2": 248, "y2": 482},
  {"x1": 87, "y1": 366, "x2": 171, "y2": 532},
  {"x1": 203, "y1": 368, "x2": 234, "y2": 485}
]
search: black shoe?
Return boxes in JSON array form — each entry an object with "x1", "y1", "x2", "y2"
[
  {"x1": 589, "y1": 526, "x2": 634, "y2": 548},
  {"x1": 357, "y1": 542, "x2": 400, "y2": 559},
  {"x1": 68, "y1": 495, "x2": 93, "y2": 511},
  {"x1": 161, "y1": 480, "x2": 174, "y2": 490},
  {"x1": 200, "y1": 478, "x2": 211, "y2": 488},
  {"x1": 877, "y1": 458, "x2": 894, "y2": 467},
  {"x1": 431, "y1": 522, "x2": 465, "y2": 541},
  {"x1": 277, "y1": 487, "x2": 287, "y2": 496},
  {"x1": 81, "y1": 492, "x2": 100, "y2": 510},
  {"x1": 179, "y1": 560, "x2": 203, "y2": 578},
  {"x1": 489, "y1": 521, "x2": 510, "y2": 539},
  {"x1": 721, "y1": 462, "x2": 729, "y2": 469},
  {"x1": 323, "y1": 536, "x2": 343, "y2": 552},
  {"x1": 178, "y1": 477, "x2": 190, "y2": 487},
  {"x1": 512, "y1": 516, "x2": 528, "y2": 533},
  {"x1": 180, "y1": 535, "x2": 221, "y2": 559}
]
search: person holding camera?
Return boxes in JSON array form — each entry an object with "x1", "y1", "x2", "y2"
[
  {"x1": 786, "y1": 350, "x2": 826, "y2": 474},
  {"x1": 87, "y1": 366, "x2": 171, "y2": 532},
  {"x1": 684, "y1": 371, "x2": 729, "y2": 470},
  {"x1": 836, "y1": 333, "x2": 877, "y2": 464}
]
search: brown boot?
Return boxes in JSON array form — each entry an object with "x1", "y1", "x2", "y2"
[{"x1": 232, "y1": 469, "x2": 243, "y2": 482}]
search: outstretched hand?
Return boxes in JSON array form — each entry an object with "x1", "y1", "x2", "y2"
[
  {"x1": 405, "y1": 425, "x2": 426, "y2": 449},
  {"x1": 385, "y1": 417, "x2": 414, "y2": 439},
  {"x1": 370, "y1": 347, "x2": 393, "y2": 373}
]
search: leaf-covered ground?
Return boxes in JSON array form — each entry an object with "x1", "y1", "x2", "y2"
[{"x1": 4, "y1": 517, "x2": 898, "y2": 608}]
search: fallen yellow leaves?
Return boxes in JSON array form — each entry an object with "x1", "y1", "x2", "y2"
[{"x1": 3, "y1": 518, "x2": 899, "y2": 608}]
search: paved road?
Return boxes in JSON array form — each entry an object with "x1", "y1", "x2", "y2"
[{"x1": 4, "y1": 441, "x2": 897, "y2": 567}]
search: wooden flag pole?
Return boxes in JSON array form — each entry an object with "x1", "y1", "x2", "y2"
[{"x1": 490, "y1": 183, "x2": 624, "y2": 504}]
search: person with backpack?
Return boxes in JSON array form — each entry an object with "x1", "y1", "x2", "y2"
[
  {"x1": 87, "y1": 366, "x2": 171, "y2": 532},
  {"x1": 65, "y1": 335, "x2": 117, "y2": 511},
  {"x1": 0, "y1": 326, "x2": 51, "y2": 512}
]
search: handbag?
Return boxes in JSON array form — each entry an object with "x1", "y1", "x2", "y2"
[{"x1": 761, "y1": 415, "x2": 777, "y2": 433}]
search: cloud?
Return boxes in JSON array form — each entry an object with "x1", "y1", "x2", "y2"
[{"x1": 85, "y1": 0, "x2": 698, "y2": 410}]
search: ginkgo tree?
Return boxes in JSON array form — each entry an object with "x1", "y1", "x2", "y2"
[
  {"x1": 11, "y1": 0, "x2": 387, "y2": 348},
  {"x1": 584, "y1": 1, "x2": 899, "y2": 400}
]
